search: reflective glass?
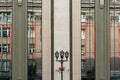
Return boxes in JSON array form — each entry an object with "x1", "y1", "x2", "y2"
[
  {"x1": 110, "y1": 0, "x2": 120, "y2": 80},
  {"x1": 81, "y1": 0, "x2": 95, "y2": 80},
  {"x1": 0, "y1": 0, "x2": 12, "y2": 80},
  {"x1": 27, "y1": 0, "x2": 42, "y2": 80}
]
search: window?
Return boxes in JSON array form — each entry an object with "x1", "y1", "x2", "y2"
[
  {"x1": 0, "y1": 12, "x2": 2, "y2": 21},
  {"x1": 28, "y1": 12, "x2": 34, "y2": 22},
  {"x1": 0, "y1": 28, "x2": 1, "y2": 37},
  {"x1": 28, "y1": 28, "x2": 35, "y2": 38},
  {"x1": 28, "y1": 59, "x2": 36, "y2": 77},
  {"x1": 0, "y1": 12, "x2": 11, "y2": 22},
  {"x1": 29, "y1": 44, "x2": 34, "y2": 53},
  {"x1": 118, "y1": 13, "x2": 120, "y2": 23},
  {"x1": 3, "y1": 13, "x2": 7, "y2": 22},
  {"x1": 0, "y1": 61, "x2": 10, "y2": 71},
  {"x1": 81, "y1": 13, "x2": 86, "y2": 23},
  {"x1": 35, "y1": 15, "x2": 41, "y2": 21},
  {"x1": 2, "y1": 44, "x2": 10, "y2": 53},
  {"x1": 81, "y1": 60, "x2": 86, "y2": 70},
  {"x1": 81, "y1": 45, "x2": 85, "y2": 55},
  {"x1": 3, "y1": 28, "x2": 10, "y2": 38},
  {"x1": 0, "y1": 45, "x2": 1, "y2": 52},
  {"x1": 81, "y1": 29, "x2": 85, "y2": 39},
  {"x1": 28, "y1": 59, "x2": 35, "y2": 66}
]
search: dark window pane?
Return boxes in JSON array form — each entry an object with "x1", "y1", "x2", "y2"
[{"x1": 3, "y1": 28, "x2": 10, "y2": 38}]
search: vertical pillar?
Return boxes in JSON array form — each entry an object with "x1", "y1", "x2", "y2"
[
  {"x1": 71, "y1": 0, "x2": 81, "y2": 80},
  {"x1": 12, "y1": 0, "x2": 27, "y2": 80},
  {"x1": 42, "y1": 0, "x2": 51, "y2": 80},
  {"x1": 104, "y1": 0, "x2": 110, "y2": 79},
  {"x1": 95, "y1": 0, "x2": 110, "y2": 80},
  {"x1": 53, "y1": 0, "x2": 70, "y2": 80}
]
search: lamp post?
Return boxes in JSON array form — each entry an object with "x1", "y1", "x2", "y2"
[{"x1": 55, "y1": 50, "x2": 69, "y2": 80}]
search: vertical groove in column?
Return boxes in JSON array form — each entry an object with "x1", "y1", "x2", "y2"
[
  {"x1": 70, "y1": 0, "x2": 72, "y2": 80},
  {"x1": 105, "y1": 0, "x2": 110, "y2": 79},
  {"x1": 51, "y1": 0, "x2": 54, "y2": 80}
]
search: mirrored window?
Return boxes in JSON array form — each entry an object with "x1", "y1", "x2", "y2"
[
  {"x1": 81, "y1": 0, "x2": 95, "y2": 80},
  {"x1": 27, "y1": 0, "x2": 42, "y2": 80}
]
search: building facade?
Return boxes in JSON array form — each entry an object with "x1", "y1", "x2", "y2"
[
  {"x1": 81, "y1": 0, "x2": 120, "y2": 80},
  {"x1": 0, "y1": 0, "x2": 120, "y2": 80},
  {"x1": 0, "y1": 0, "x2": 42, "y2": 80}
]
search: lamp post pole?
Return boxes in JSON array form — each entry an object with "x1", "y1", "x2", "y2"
[
  {"x1": 55, "y1": 50, "x2": 69, "y2": 80},
  {"x1": 61, "y1": 58, "x2": 63, "y2": 80}
]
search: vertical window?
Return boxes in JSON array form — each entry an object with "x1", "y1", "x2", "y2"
[
  {"x1": 28, "y1": 59, "x2": 36, "y2": 78},
  {"x1": 3, "y1": 28, "x2": 10, "y2": 38},
  {"x1": 0, "y1": 61, "x2": 10, "y2": 73},
  {"x1": 81, "y1": 60, "x2": 86, "y2": 71},
  {"x1": 81, "y1": 0, "x2": 95, "y2": 80},
  {"x1": 28, "y1": 12, "x2": 34, "y2": 22},
  {"x1": 7, "y1": 12, "x2": 10, "y2": 22},
  {"x1": 81, "y1": 29, "x2": 85, "y2": 39},
  {"x1": 28, "y1": 59, "x2": 35, "y2": 66},
  {"x1": 28, "y1": 28, "x2": 35, "y2": 38},
  {"x1": 0, "y1": 45, "x2": 1, "y2": 52},
  {"x1": 2, "y1": 44, "x2": 10, "y2": 53},
  {"x1": 81, "y1": 12, "x2": 86, "y2": 23},
  {"x1": 110, "y1": 0, "x2": 120, "y2": 79},
  {"x1": 29, "y1": 44, "x2": 34, "y2": 53},
  {"x1": 28, "y1": 0, "x2": 42, "y2": 80},
  {"x1": 0, "y1": 28, "x2": 1, "y2": 37},
  {"x1": 0, "y1": 0, "x2": 12, "y2": 80},
  {"x1": 3, "y1": 13, "x2": 7, "y2": 22},
  {"x1": 0, "y1": 12, "x2": 2, "y2": 21},
  {"x1": 81, "y1": 45, "x2": 85, "y2": 55},
  {"x1": 3, "y1": 12, "x2": 10, "y2": 22},
  {"x1": 118, "y1": 13, "x2": 120, "y2": 23}
]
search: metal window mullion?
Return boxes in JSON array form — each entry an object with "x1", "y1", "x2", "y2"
[{"x1": 12, "y1": 0, "x2": 27, "y2": 80}]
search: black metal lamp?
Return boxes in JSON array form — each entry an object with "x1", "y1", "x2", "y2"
[
  {"x1": 60, "y1": 50, "x2": 64, "y2": 59},
  {"x1": 65, "y1": 51, "x2": 69, "y2": 60},
  {"x1": 55, "y1": 50, "x2": 69, "y2": 80},
  {"x1": 55, "y1": 51, "x2": 59, "y2": 60}
]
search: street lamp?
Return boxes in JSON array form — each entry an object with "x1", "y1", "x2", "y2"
[{"x1": 55, "y1": 50, "x2": 69, "y2": 80}]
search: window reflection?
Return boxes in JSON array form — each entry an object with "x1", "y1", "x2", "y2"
[
  {"x1": 110, "y1": 0, "x2": 120, "y2": 79},
  {"x1": 28, "y1": 28, "x2": 35, "y2": 38},
  {"x1": 3, "y1": 28, "x2": 10, "y2": 38},
  {"x1": 0, "y1": 0, "x2": 12, "y2": 80},
  {"x1": 81, "y1": 0, "x2": 95, "y2": 80},
  {"x1": 27, "y1": 0, "x2": 42, "y2": 80},
  {"x1": 29, "y1": 44, "x2": 34, "y2": 53}
]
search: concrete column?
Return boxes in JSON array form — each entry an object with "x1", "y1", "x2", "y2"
[
  {"x1": 71, "y1": 0, "x2": 81, "y2": 80},
  {"x1": 95, "y1": 0, "x2": 110, "y2": 80},
  {"x1": 53, "y1": 0, "x2": 70, "y2": 80},
  {"x1": 12, "y1": 0, "x2": 27, "y2": 80},
  {"x1": 42, "y1": 0, "x2": 51, "y2": 80}
]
